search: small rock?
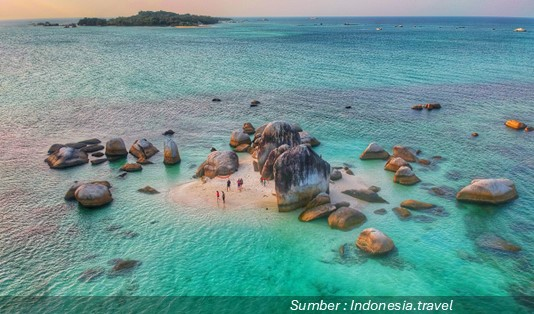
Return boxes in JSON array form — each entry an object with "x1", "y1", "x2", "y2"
[
  {"x1": 91, "y1": 158, "x2": 108, "y2": 165},
  {"x1": 360, "y1": 143, "x2": 390, "y2": 160},
  {"x1": 393, "y1": 145, "x2": 418, "y2": 162},
  {"x1": 418, "y1": 159, "x2": 431, "y2": 166},
  {"x1": 250, "y1": 100, "x2": 261, "y2": 106},
  {"x1": 342, "y1": 189, "x2": 388, "y2": 203},
  {"x1": 299, "y1": 204, "x2": 337, "y2": 222},
  {"x1": 384, "y1": 157, "x2": 411, "y2": 172},
  {"x1": 242, "y1": 122, "x2": 255, "y2": 135},
  {"x1": 345, "y1": 169, "x2": 354, "y2": 176},
  {"x1": 212, "y1": 98, "x2": 221, "y2": 102},
  {"x1": 356, "y1": 228, "x2": 395, "y2": 255},
  {"x1": 392, "y1": 207, "x2": 411, "y2": 220},
  {"x1": 210, "y1": 147, "x2": 217, "y2": 152},
  {"x1": 400, "y1": 200, "x2": 435, "y2": 210},
  {"x1": 525, "y1": 126, "x2": 533, "y2": 132},
  {"x1": 472, "y1": 132, "x2": 479, "y2": 137},
  {"x1": 411, "y1": 104, "x2": 423, "y2": 110},
  {"x1": 78, "y1": 138, "x2": 101, "y2": 145},
  {"x1": 330, "y1": 170, "x2": 342, "y2": 181},
  {"x1": 162, "y1": 129, "x2": 175, "y2": 136},
  {"x1": 120, "y1": 163, "x2": 143, "y2": 172},
  {"x1": 505, "y1": 120, "x2": 527, "y2": 130},
  {"x1": 138, "y1": 186, "x2": 159, "y2": 194},
  {"x1": 81, "y1": 144, "x2": 105, "y2": 153},
  {"x1": 92, "y1": 152, "x2": 105, "y2": 158},
  {"x1": 334, "y1": 201, "x2": 350, "y2": 209},
  {"x1": 374, "y1": 208, "x2": 387, "y2": 215},
  {"x1": 229, "y1": 130, "x2": 252, "y2": 147},
  {"x1": 393, "y1": 166, "x2": 421, "y2": 185},
  {"x1": 328, "y1": 207, "x2": 367, "y2": 231},
  {"x1": 424, "y1": 103, "x2": 441, "y2": 110},
  {"x1": 66, "y1": 142, "x2": 87, "y2": 149},
  {"x1": 118, "y1": 173, "x2": 128, "y2": 179},
  {"x1": 234, "y1": 144, "x2": 251, "y2": 152}
]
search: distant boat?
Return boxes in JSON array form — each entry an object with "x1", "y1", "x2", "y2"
[
  {"x1": 514, "y1": 28, "x2": 527, "y2": 32},
  {"x1": 376, "y1": 27, "x2": 382, "y2": 31},
  {"x1": 395, "y1": 25, "x2": 403, "y2": 28}
]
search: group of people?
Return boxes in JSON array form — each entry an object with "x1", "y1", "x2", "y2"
[
  {"x1": 260, "y1": 177, "x2": 267, "y2": 186},
  {"x1": 218, "y1": 178, "x2": 246, "y2": 203},
  {"x1": 216, "y1": 190, "x2": 226, "y2": 203}
]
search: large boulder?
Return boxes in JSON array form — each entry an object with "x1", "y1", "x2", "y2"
[
  {"x1": 196, "y1": 151, "x2": 239, "y2": 179},
  {"x1": 242, "y1": 122, "x2": 255, "y2": 135},
  {"x1": 105, "y1": 138, "x2": 128, "y2": 159},
  {"x1": 505, "y1": 120, "x2": 527, "y2": 130},
  {"x1": 163, "y1": 138, "x2": 181, "y2": 165},
  {"x1": 384, "y1": 157, "x2": 411, "y2": 172},
  {"x1": 356, "y1": 228, "x2": 395, "y2": 255},
  {"x1": 257, "y1": 121, "x2": 301, "y2": 172},
  {"x1": 261, "y1": 144, "x2": 290, "y2": 180},
  {"x1": 360, "y1": 143, "x2": 390, "y2": 160},
  {"x1": 456, "y1": 179, "x2": 518, "y2": 204},
  {"x1": 229, "y1": 130, "x2": 251, "y2": 147},
  {"x1": 45, "y1": 147, "x2": 88, "y2": 169},
  {"x1": 299, "y1": 131, "x2": 320, "y2": 147},
  {"x1": 65, "y1": 181, "x2": 111, "y2": 200},
  {"x1": 342, "y1": 188, "x2": 388, "y2": 203},
  {"x1": 273, "y1": 144, "x2": 330, "y2": 212},
  {"x1": 298, "y1": 204, "x2": 337, "y2": 222},
  {"x1": 393, "y1": 166, "x2": 421, "y2": 185},
  {"x1": 328, "y1": 207, "x2": 367, "y2": 231},
  {"x1": 130, "y1": 139, "x2": 159, "y2": 160},
  {"x1": 392, "y1": 145, "x2": 418, "y2": 162},
  {"x1": 74, "y1": 183, "x2": 113, "y2": 208}
]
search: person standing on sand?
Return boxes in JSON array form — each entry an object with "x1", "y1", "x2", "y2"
[
  {"x1": 216, "y1": 190, "x2": 220, "y2": 201},
  {"x1": 227, "y1": 179, "x2": 231, "y2": 191},
  {"x1": 222, "y1": 191, "x2": 225, "y2": 203}
]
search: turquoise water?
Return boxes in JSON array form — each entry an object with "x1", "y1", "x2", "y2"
[{"x1": 0, "y1": 16, "x2": 533, "y2": 311}]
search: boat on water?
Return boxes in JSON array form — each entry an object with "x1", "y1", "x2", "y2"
[
  {"x1": 376, "y1": 27, "x2": 383, "y2": 31},
  {"x1": 514, "y1": 28, "x2": 527, "y2": 32}
]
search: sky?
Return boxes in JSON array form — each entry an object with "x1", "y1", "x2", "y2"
[{"x1": 0, "y1": 0, "x2": 533, "y2": 20}]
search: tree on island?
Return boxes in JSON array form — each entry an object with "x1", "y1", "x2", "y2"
[{"x1": 78, "y1": 11, "x2": 230, "y2": 27}]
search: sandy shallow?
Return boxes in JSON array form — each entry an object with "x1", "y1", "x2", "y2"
[{"x1": 170, "y1": 153, "x2": 371, "y2": 211}]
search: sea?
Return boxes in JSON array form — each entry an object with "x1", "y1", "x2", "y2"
[{"x1": 0, "y1": 16, "x2": 533, "y2": 313}]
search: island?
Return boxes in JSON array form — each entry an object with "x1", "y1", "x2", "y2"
[{"x1": 78, "y1": 10, "x2": 230, "y2": 27}]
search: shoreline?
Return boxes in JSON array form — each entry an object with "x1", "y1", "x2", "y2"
[{"x1": 170, "y1": 153, "x2": 371, "y2": 211}]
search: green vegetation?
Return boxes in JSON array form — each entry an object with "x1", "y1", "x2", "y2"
[{"x1": 78, "y1": 11, "x2": 229, "y2": 27}]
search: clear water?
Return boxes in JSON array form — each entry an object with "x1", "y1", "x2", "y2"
[{"x1": 0, "y1": 16, "x2": 533, "y2": 310}]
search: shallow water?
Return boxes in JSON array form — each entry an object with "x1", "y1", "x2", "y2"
[{"x1": 0, "y1": 16, "x2": 533, "y2": 311}]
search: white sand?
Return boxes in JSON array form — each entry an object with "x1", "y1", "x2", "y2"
[{"x1": 170, "y1": 153, "x2": 370, "y2": 211}]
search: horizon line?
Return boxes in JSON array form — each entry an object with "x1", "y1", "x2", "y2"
[{"x1": 1, "y1": 14, "x2": 534, "y2": 22}]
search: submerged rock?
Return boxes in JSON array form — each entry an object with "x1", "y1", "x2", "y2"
[
  {"x1": 163, "y1": 138, "x2": 181, "y2": 165},
  {"x1": 360, "y1": 143, "x2": 390, "y2": 160},
  {"x1": 456, "y1": 178, "x2": 518, "y2": 204},
  {"x1": 45, "y1": 147, "x2": 88, "y2": 169},
  {"x1": 74, "y1": 183, "x2": 113, "y2": 208},
  {"x1": 334, "y1": 201, "x2": 350, "y2": 209},
  {"x1": 413, "y1": 215, "x2": 436, "y2": 223},
  {"x1": 374, "y1": 208, "x2": 387, "y2": 215},
  {"x1": 299, "y1": 131, "x2": 321, "y2": 147},
  {"x1": 299, "y1": 204, "x2": 336, "y2": 222},
  {"x1": 256, "y1": 121, "x2": 301, "y2": 172},
  {"x1": 138, "y1": 186, "x2": 159, "y2": 194},
  {"x1": 505, "y1": 120, "x2": 527, "y2": 130},
  {"x1": 393, "y1": 166, "x2": 421, "y2": 185},
  {"x1": 110, "y1": 259, "x2": 141, "y2": 275},
  {"x1": 229, "y1": 130, "x2": 251, "y2": 147},
  {"x1": 273, "y1": 144, "x2": 330, "y2": 211},
  {"x1": 130, "y1": 139, "x2": 159, "y2": 160},
  {"x1": 105, "y1": 138, "x2": 128, "y2": 159},
  {"x1": 400, "y1": 200, "x2": 435, "y2": 210},
  {"x1": 392, "y1": 145, "x2": 418, "y2": 162},
  {"x1": 120, "y1": 163, "x2": 143, "y2": 172},
  {"x1": 356, "y1": 228, "x2": 395, "y2": 255},
  {"x1": 475, "y1": 234, "x2": 521, "y2": 253},
  {"x1": 66, "y1": 142, "x2": 87, "y2": 149},
  {"x1": 328, "y1": 207, "x2": 367, "y2": 231},
  {"x1": 342, "y1": 188, "x2": 388, "y2": 203},
  {"x1": 384, "y1": 157, "x2": 411, "y2": 172},
  {"x1": 195, "y1": 151, "x2": 239, "y2": 179},
  {"x1": 78, "y1": 267, "x2": 105, "y2": 282}
]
